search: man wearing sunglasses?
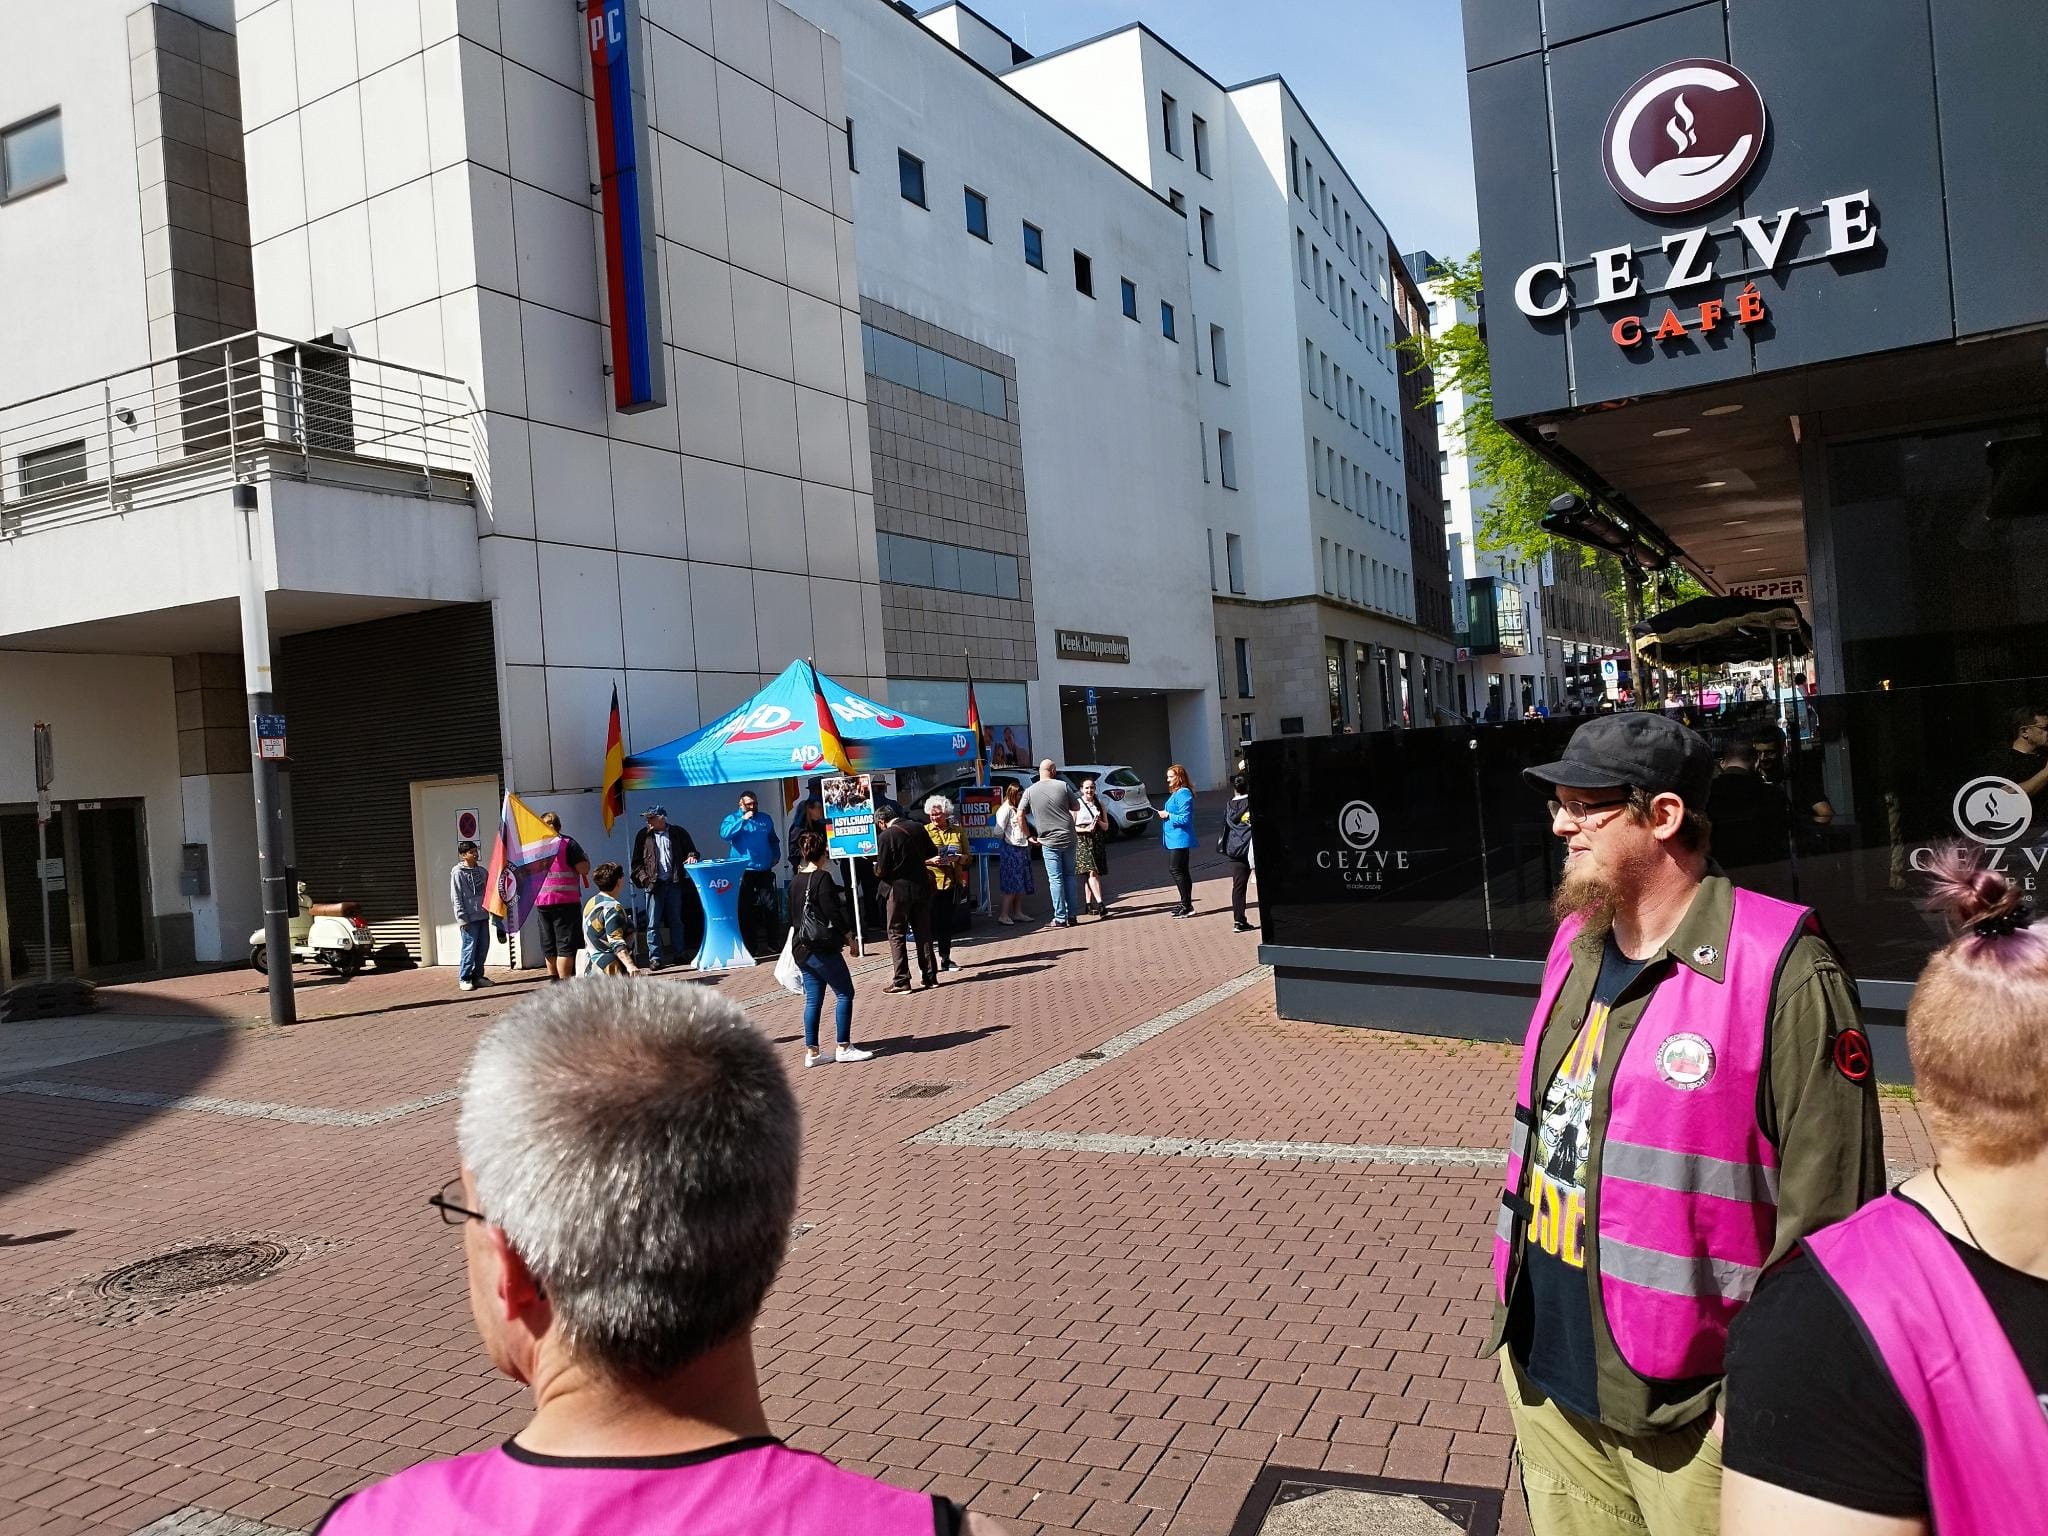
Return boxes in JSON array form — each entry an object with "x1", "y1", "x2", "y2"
[
  {"x1": 324, "y1": 982, "x2": 1007, "y2": 1536},
  {"x1": 1485, "y1": 711, "x2": 1882, "y2": 1536}
]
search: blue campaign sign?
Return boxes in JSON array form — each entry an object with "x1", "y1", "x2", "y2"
[
  {"x1": 823, "y1": 774, "x2": 877, "y2": 859},
  {"x1": 959, "y1": 787, "x2": 1002, "y2": 856}
]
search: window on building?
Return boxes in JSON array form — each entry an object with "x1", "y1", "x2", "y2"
[
  {"x1": 1312, "y1": 437, "x2": 1326, "y2": 496},
  {"x1": 1022, "y1": 221, "x2": 1044, "y2": 270},
  {"x1": 1289, "y1": 138, "x2": 1301, "y2": 197},
  {"x1": 1192, "y1": 114, "x2": 1210, "y2": 176},
  {"x1": 897, "y1": 150, "x2": 925, "y2": 206},
  {"x1": 1161, "y1": 92, "x2": 1181, "y2": 157},
  {"x1": 1227, "y1": 532, "x2": 1246, "y2": 594},
  {"x1": 1199, "y1": 420, "x2": 1210, "y2": 482},
  {"x1": 845, "y1": 117, "x2": 856, "y2": 172},
  {"x1": 1295, "y1": 228, "x2": 1308, "y2": 286},
  {"x1": 1304, "y1": 339, "x2": 1317, "y2": 395},
  {"x1": 1235, "y1": 637, "x2": 1254, "y2": 696},
  {"x1": 1217, "y1": 428, "x2": 1236, "y2": 489},
  {"x1": 1320, "y1": 538, "x2": 1332, "y2": 594},
  {"x1": 1199, "y1": 207, "x2": 1218, "y2": 268},
  {"x1": 1073, "y1": 249, "x2": 1093, "y2": 296},
  {"x1": 1120, "y1": 277, "x2": 1138, "y2": 320},
  {"x1": 1209, "y1": 324, "x2": 1228, "y2": 384},
  {"x1": 1438, "y1": 450, "x2": 1449, "y2": 476},
  {"x1": 17, "y1": 439, "x2": 86, "y2": 496},
  {"x1": 963, "y1": 186, "x2": 989, "y2": 241},
  {"x1": 1442, "y1": 499, "x2": 1452, "y2": 523},
  {"x1": 1159, "y1": 301, "x2": 1177, "y2": 340},
  {"x1": 1208, "y1": 531, "x2": 1219, "y2": 593},
  {"x1": 1, "y1": 110, "x2": 63, "y2": 201},
  {"x1": 1313, "y1": 247, "x2": 1323, "y2": 300}
]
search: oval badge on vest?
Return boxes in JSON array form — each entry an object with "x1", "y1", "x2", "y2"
[{"x1": 1656, "y1": 1032, "x2": 1716, "y2": 1090}]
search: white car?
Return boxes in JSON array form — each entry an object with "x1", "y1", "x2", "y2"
[{"x1": 1059, "y1": 765, "x2": 1155, "y2": 837}]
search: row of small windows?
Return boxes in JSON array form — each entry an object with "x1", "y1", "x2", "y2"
[
  {"x1": 1320, "y1": 537, "x2": 1413, "y2": 620},
  {"x1": 896, "y1": 149, "x2": 1181, "y2": 338},
  {"x1": 1311, "y1": 433, "x2": 1405, "y2": 537},
  {"x1": 861, "y1": 322, "x2": 1010, "y2": 420},
  {"x1": 1287, "y1": 135, "x2": 1388, "y2": 301},
  {"x1": 1304, "y1": 339, "x2": 1397, "y2": 456},
  {"x1": 1, "y1": 108, "x2": 62, "y2": 202},
  {"x1": 1296, "y1": 228, "x2": 1394, "y2": 368},
  {"x1": 1159, "y1": 94, "x2": 1213, "y2": 179},
  {"x1": 877, "y1": 531, "x2": 1023, "y2": 600}
]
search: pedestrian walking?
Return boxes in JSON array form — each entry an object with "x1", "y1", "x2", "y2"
[
  {"x1": 1020, "y1": 758, "x2": 1081, "y2": 927},
  {"x1": 923, "y1": 797, "x2": 969, "y2": 970},
  {"x1": 719, "y1": 791, "x2": 783, "y2": 957},
  {"x1": 1721, "y1": 841, "x2": 2048, "y2": 1535},
  {"x1": 322, "y1": 985, "x2": 993, "y2": 1534},
  {"x1": 1073, "y1": 778, "x2": 1112, "y2": 918},
  {"x1": 1219, "y1": 774, "x2": 1254, "y2": 931},
  {"x1": 875, "y1": 806, "x2": 939, "y2": 993},
  {"x1": 580, "y1": 863, "x2": 642, "y2": 977},
  {"x1": 631, "y1": 806, "x2": 701, "y2": 970},
  {"x1": 994, "y1": 780, "x2": 1033, "y2": 925},
  {"x1": 534, "y1": 811, "x2": 591, "y2": 982},
  {"x1": 1159, "y1": 764, "x2": 1196, "y2": 916},
  {"x1": 449, "y1": 840, "x2": 491, "y2": 990},
  {"x1": 1490, "y1": 712, "x2": 1884, "y2": 1536},
  {"x1": 788, "y1": 831, "x2": 871, "y2": 1067}
]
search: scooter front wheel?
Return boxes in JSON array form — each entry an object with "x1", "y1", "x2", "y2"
[{"x1": 251, "y1": 944, "x2": 268, "y2": 975}]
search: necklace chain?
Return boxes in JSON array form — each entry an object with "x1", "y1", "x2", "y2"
[{"x1": 1932, "y1": 1164, "x2": 1987, "y2": 1253}]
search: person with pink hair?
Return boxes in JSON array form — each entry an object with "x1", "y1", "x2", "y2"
[{"x1": 1722, "y1": 843, "x2": 2048, "y2": 1535}]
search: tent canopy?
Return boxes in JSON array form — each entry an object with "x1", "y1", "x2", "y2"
[
  {"x1": 623, "y1": 662, "x2": 977, "y2": 789},
  {"x1": 1632, "y1": 594, "x2": 1813, "y2": 667}
]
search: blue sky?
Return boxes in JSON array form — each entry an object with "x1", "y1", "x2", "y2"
[{"x1": 963, "y1": 0, "x2": 1481, "y2": 260}]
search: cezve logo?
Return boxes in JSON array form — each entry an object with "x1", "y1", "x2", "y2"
[
  {"x1": 1318, "y1": 800, "x2": 1408, "y2": 891},
  {"x1": 1952, "y1": 776, "x2": 2032, "y2": 847},
  {"x1": 1602, "y1": 59, "x2": 1767, "y2": 215}
]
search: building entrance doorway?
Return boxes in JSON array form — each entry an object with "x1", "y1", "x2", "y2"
[{"x1": 0, "y1": 799, "x2": 153, "y2": 988}]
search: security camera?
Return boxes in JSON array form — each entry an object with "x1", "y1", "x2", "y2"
[{"x1": 1537, "y1": 423, "x2": 1560, "y2": 443}]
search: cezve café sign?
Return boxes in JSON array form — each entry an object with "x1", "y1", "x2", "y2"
[{"x1": 1513, "y1": 59, "x2": 1879, "y2": 350}]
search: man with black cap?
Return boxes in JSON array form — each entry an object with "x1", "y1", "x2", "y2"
[
  {"x1": 630, "y1": 806, "x2": 700, "y2": 970},
  {"x1": 1486, "y1": 711, "x2": 1882, "y2": 1536}
]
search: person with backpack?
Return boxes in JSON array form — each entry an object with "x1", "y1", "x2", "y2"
[
  {"x1": 1219, "y1": 774, "x2": 1255, "y2": 932},
  {"x1": 787, "y1": 831, "x2": 871, "y2": 1069}
]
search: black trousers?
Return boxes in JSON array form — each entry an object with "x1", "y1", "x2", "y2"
[
  {"x1": 886, "y1": 879, "x2": 935, "y2": 985},
  {"x1": 738, "y1": 869, "x2": 779, "y2": 956},
  {"x1": 1231, "y1": 863, "x2": 1253, "y2": 924},
  {"x1": 1168, "y1": 847, "x2": 1192, "y2": 909},
  {"x1": 929, "y1": 885, "x2": 957, "y2": 963}
]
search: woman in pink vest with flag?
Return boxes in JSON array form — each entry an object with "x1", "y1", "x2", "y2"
[{"x1": 1722, "y1": 843, "x2": 2048, "y2": 1535}]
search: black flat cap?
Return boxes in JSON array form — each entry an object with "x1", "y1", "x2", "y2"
[{"x1": 1522, "y1": 712, "x2": 1715, "y2": 807}]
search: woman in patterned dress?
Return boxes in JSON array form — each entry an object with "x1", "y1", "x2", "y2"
[
  {"x1": 994, "y1": 780, "x2": 1033, "y2": 925},
  {"x1": 1073, "y1": 777, "x2": 1112, "y2": 918}
]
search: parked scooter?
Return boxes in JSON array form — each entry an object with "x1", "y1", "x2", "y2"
[{"x1": 249, "y1": 881, "x2": 375, "y2": 980}]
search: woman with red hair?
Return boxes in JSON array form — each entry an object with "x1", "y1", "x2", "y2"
[{"x1": 1721, "y1": 843, "x2": 2048, "y2": 1535}]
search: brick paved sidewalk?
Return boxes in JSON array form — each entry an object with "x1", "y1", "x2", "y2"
[{"x1": 0, "y1": 843, "x2": 1929, "y2": 1536}]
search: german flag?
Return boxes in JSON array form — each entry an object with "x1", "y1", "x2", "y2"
[
  {"x1": 808, "y1": 660, "x2": 853, "y2": 776},
  {"x1": 964, "y1": 653, "x2": 986, "y2": 773},
  {"x1": 600, "y1": 683, "x2": 625, "y2": 833}
]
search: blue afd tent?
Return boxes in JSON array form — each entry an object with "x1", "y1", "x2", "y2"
[{"x1": 624, "y1": 661, "x2": 978, "y2": 788}]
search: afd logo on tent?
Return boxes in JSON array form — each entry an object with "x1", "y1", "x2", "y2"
[
  {"x1": 834, "y1": 696, "x2": 906, "y2": 729},
  {"x1": 719, "y1": 704, "x2": 802, "y2": 743}
]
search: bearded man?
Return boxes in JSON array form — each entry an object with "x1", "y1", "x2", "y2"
[{"x1": 1485, "y1": 711, "x2": 1883, "y2": 1536}]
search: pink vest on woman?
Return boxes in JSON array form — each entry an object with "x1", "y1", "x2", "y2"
[
  {"x1": 1494, "y1": 889, "x2": 1813, "y2": 1380},
  {"x1": 1802, "y1": 1194, "x2": 2048, "y2": 1536},
  {"x1": 535, "y1": 842, "x2": 581, "y2": 906},
  {"x1": 317, "y1": 1437, "x2": 939, "y2": 1536}
]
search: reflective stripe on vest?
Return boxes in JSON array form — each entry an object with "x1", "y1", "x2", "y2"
[
  {"x1": 1494, "y1": 888, "x2": 1812, "y2": 1382},
  {"x1": 1803, "y1": 1194, "x2": 2048, "y2": 1536}
]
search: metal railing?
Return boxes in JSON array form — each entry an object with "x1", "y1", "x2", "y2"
[{"x1": 0, "y1": 330, "x2": 485, "y2": 536}]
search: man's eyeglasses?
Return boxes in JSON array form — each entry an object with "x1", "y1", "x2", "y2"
[
  {"x1": 1547, "y1": 795, "x2": 1632, "y2": 827},
  {"x1": 428, "y1": 1177, "x2": 485, "y2": 1226}
]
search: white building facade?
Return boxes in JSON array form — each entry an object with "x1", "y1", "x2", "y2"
[{"x1": 1001, "y1": 23, "x2": 1454, "y2": 743}]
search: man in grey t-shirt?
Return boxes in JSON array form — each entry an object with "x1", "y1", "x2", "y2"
[{"x1": 1019, "y1": 760, "x2": 1081, "y2": 926}]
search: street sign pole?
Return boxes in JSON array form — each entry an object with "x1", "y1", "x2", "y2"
[
  {"x1": 237, "y1": 483, "x2": 296, "y2": 1026},
  {"x1": 32, "y1": 723, "x2": 53, "y2": 981}
]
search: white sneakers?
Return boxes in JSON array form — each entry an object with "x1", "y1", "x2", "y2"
[
  {"x1": 806, "y1": 1045, "x2": 876, "y2": 1067},
  {"x1": 457, "y1": 980, "x2": 475, "y2": 991}
]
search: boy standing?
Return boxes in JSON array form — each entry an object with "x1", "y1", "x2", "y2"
[{"x1": 450, "y1": 841, "x2": 491, "y2": 991}]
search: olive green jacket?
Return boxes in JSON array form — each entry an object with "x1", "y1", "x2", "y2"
[{"x1": 1485, "y1": 873, "x2": 1886, "y2": 1435}]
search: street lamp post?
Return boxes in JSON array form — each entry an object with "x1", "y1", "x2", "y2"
[{"x1": 236, "y1": 480, "x2": 296, "y2": 1027}]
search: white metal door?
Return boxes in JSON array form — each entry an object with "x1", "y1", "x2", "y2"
[{"x1": 411, "y1": 777, "x2": 505, "y2": 968}]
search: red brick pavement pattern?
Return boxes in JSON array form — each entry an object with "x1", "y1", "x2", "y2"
[{"x1": 1, "y1": 845, "x2": 1930, "y2": 1536}]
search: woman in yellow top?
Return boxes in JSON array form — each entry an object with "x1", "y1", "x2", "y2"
[{"x1": 922, "y1": 796, "x2": 970, "y2": 974}]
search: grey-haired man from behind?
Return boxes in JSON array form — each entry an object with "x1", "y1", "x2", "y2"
[{"x1": 315, "y1": 981, "x2": 1008, "y2": 1535}]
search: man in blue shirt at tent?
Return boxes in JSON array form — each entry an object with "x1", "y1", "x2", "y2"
[{"x1": 721, "y1": 790, "x2": 783, "y2": 957}]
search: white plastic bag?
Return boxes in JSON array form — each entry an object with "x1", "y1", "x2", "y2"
[{"x1": 774, "y1": 930, "x2": 804, "y2": 994}]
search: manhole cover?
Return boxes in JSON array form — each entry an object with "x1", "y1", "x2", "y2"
[
  {"x1": 1076, "y1": 1051, "x2": 1106, "y2": 1060},
  {"x1": 94, "y1": 1241, "x2": 290, "y2": 1301},
  {"x1": 885, "y1": 1082, "x2": 954, "y2": 1099},
  {"x1": 1228, "y1": 1468, "x2": 1501, "y2": 1536}
]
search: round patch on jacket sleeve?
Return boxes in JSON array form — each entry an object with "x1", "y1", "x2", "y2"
[
  {"x1": 1656, "y1": 1032, "x2": 1717, "y2": 1089},
  {"x1": 1832, "y1": 1028, "x2": 1873, "y2": 1083}
]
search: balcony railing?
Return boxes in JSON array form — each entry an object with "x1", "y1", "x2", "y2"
[{"x1": 0, "y1": 331, "x2": 484, "y2": 537}]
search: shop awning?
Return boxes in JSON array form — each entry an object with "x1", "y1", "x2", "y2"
[
  {"x1": 623, "y1": 661, "x2": 978, "y2": 788},
  {"x1": 1632, "y1": 594, "x2": 1812, "y2": 667}
]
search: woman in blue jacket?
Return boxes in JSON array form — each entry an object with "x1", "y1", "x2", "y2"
[{"x1": 1158, "y1": 763, "x2": 1196, "y2": 917}]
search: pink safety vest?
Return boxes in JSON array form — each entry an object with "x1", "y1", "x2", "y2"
[
  {"x1": 317, "y1": 1436, "x2": 939, "y2": 1536},
  {"x1": 535, "y1": 841, "x2": 581, "y2": 906},
  {"x1": 1493, "y1": 888, "x2": 1812, "y2": 1380},
  {"x1": 1802, "y1": 1194, "x2": 2048, "y2": 1536}
]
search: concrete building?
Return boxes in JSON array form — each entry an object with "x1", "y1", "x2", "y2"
[
  {"x1": 0, "y1": 0, "x2": 883, "y2": 979},
  {"x1": 1392, "y1": 253, "x2": 1455, "y2": 721},
  {"x1": 784, "y1": 0, "x2": 1223, "y2": 791},
  {"x1": 996, "y1": 21, "x2": 1454, "y2": 744}
]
